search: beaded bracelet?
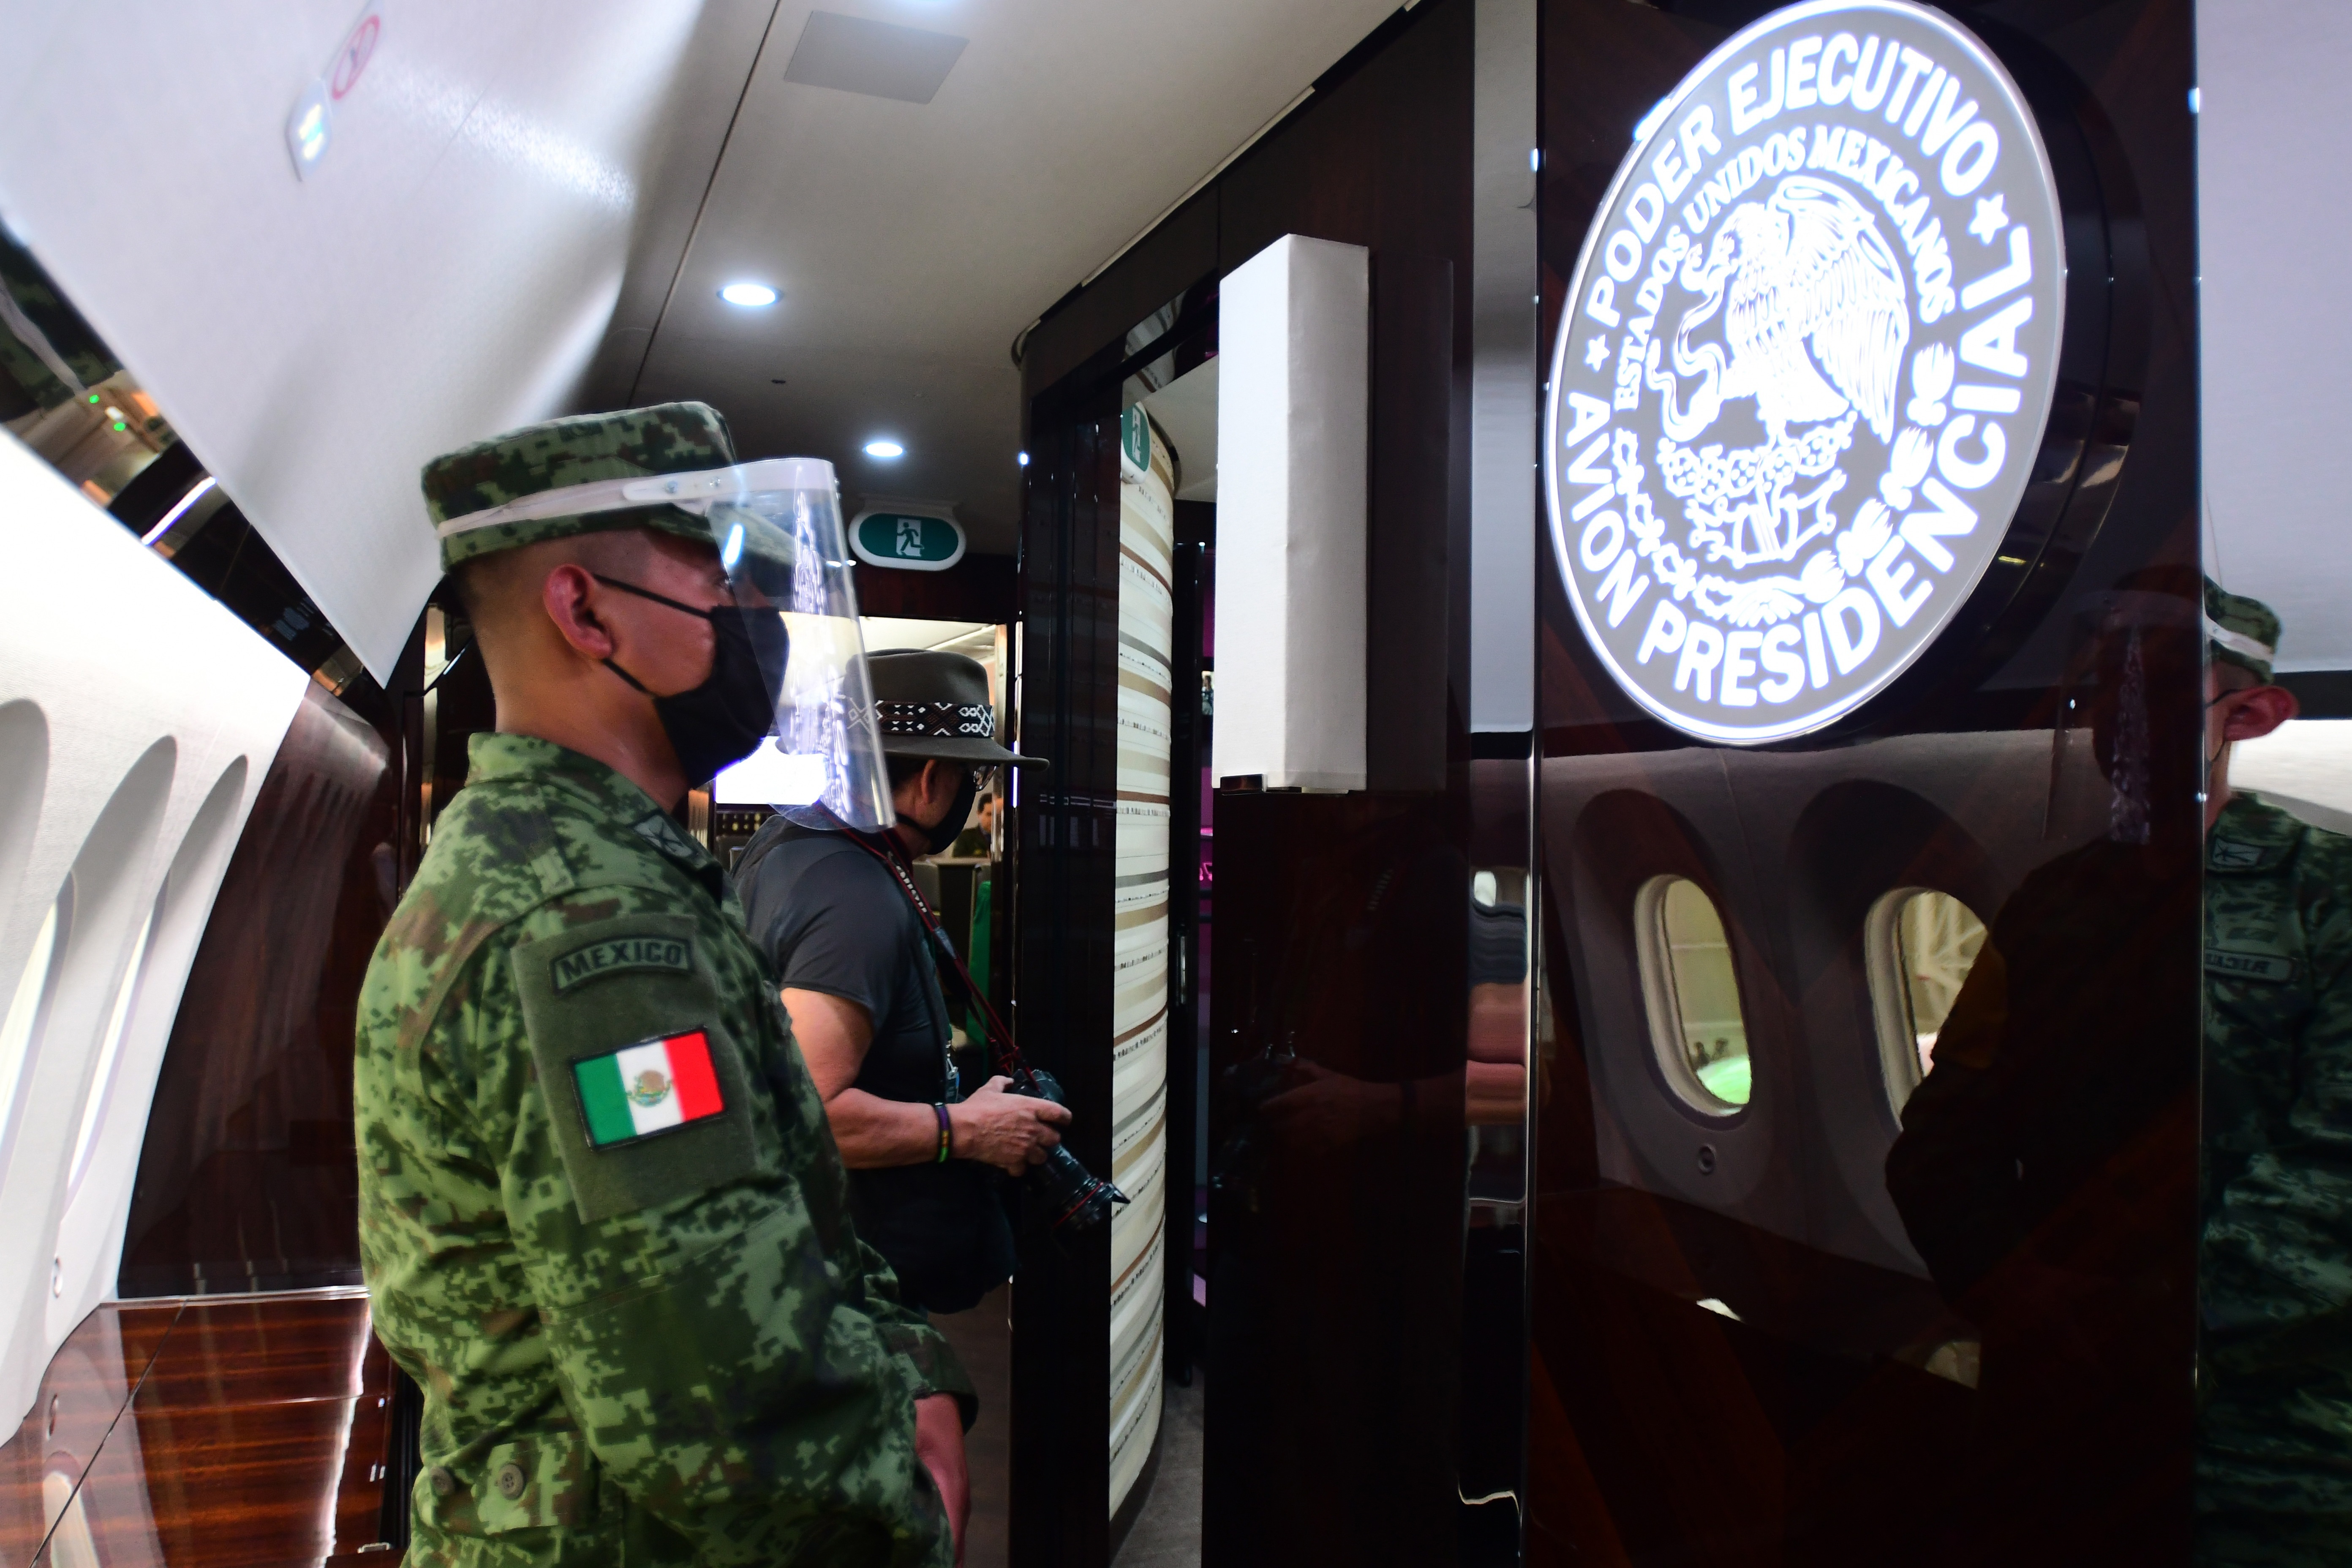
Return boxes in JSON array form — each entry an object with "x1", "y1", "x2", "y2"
[{"x1": 934, "y1": 1102, "x2": 953, "y2": 1164}]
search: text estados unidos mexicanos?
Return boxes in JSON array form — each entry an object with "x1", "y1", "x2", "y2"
[{"x1": 1570, "y1": 24, "x2": 2038, "y2": 715}]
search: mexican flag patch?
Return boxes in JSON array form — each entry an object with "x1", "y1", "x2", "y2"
[{"x1": 572, "y1": 1030, "x2": 725, "y2": 1148}]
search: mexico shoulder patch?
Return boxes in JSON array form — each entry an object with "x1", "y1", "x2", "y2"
[
  {"x1": 549, "y1": 934, "x2": 692, "y2": 994},
  {"x1": 572, "y1": 1030, "x2": 726, "y2": 1148},
  {"x1": 2206, "y1": 949, "x2": 2296, "y2": 985}
]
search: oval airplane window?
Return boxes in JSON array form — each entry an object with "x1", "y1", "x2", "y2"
[
  {"x1": 65, "y1": 892, "x2": 158, "y2": 1196},
  {"x1": 1635, "y1": 875, "x2": 1750, "y2": 1113},
  {"x1": 0, "y1": 897, "x2": 66, "y2": 1160},
  {"x1": 1867, "y1": 887, "x2": 1989, "y2": 1111}
]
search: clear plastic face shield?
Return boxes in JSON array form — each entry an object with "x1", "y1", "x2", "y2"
[
  {"x1": 690, "y1": 459, "x2": 893, "y2": 830},
  {"x1": 436, "y1": 457, "x2": 893, "y2": 829}
]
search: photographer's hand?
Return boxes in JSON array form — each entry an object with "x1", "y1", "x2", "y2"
[
  {"x1": 1260, "y1": 1059, "x2": 1404, "y2": 1156},
  {"x1": 949, "y1": 1075, "x2": 1073, "y2": 1176}
]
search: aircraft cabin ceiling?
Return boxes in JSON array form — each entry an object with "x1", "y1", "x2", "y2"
[
  {"x1": 618, "y1": 0, "x2": 1402, "y2": 559},
  {"x1": 2, "y1": 0, "x2": 2347, "y2": 677},
  {"x1": 0, "y1": 0, "x2": 1394, "y2": 681}
]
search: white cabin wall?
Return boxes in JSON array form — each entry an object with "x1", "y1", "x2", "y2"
[
  {"x1": 0, "y1": 431, "x2": 310, "y2": 1432},
  {"x1": 0, "y1": 0, "x2": 736, "y2": 683},
  {"x1": 2200, "y1": 0, "x2": 2352, "y2": 670}
]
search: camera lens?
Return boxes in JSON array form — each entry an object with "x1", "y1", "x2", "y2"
[{"x1": 1010, "y1": 1072, "x2": 1128, "y2": 1230}]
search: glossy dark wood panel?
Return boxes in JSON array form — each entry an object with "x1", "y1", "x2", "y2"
[
  {"x1": 119, "y1": 684, "x2": 396, "y2": 1299},
  {"x1": 1203, "y1": 5, "x2": 1481, "y2": 1563},
  {"x1": 1201, "y1": 261, "x2": 1480, "y2": 1563},
  {"x1": 1217, "y1": 1, "x2": 1473, "y2": 291},
  {"x1": 1205, "y1": 791, "x2": 1471, "y2": 1567},
  {"x1": 1163, "y1": 521, "x2": 1211, "y2": 1388},
  {"x1": 10, "y1": 1293, "x2": 395, "y2": 1568},
  {"x1": 1016, "y1": 4, "x2": 1481, "y2": 1562},
  {"x1": 0, "y1": 1304, "x2": 178, "y2": 1567},
  {"x1": 853, "y1": 554, "x2": 1016, "y2": 623},
  {"x1": 1009, "y1": 393, "x2": 1122, "y2": 1568},
  {"x1": 1022, "y1": 194, "x2": 1219, "y2": 405},
  {"x1": 130, "y1": 1296, "x2": 383, "y2": 1410},
  {"x1": 1528, "y1": 1189, "x2": 1976, "y2": 1558},
  {"x1": 1529, "y1": 1, "x2": 2200, "y2": 1563},
  {"x1": 1367, "y1": 252, "x2": 1461, "y2": 793}
]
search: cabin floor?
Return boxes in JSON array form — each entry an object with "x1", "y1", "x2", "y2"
[
  {"x1": 1113, "y1": 1375, "x2": 1204, "y2": 1568},
  {"x1": 932, "y1": 1285, "x2": 1014, "y2": 1568}
]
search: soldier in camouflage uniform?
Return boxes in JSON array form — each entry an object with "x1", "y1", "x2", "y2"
[
  {"x1": 357, "y1": 403, "x2": 971, "y2": 1566},
  {"x1": 2196, "y1": 582, "x2": 2352, "y2": 1565}
]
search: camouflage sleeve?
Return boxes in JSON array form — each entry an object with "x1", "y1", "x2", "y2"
[
  {"x1": 852, "y1": 1233, "x2": 978, "y2": 1428},
  {"x1": 2201, "y1": 912, "x2": 2352, "y2": 1339},
  {"x1": 466, "y1": 906, "x2": 955, "y2": 1568}
]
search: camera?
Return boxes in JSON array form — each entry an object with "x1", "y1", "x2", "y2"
[{"x1": 1012, "y1": 1070, "x2": 1129, "y2": 1233}]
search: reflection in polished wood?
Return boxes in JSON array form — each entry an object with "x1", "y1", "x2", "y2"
[
  {"x1": 3, "y1": 1290, "x2": 396, "y2": 1568},
  {"x1": 1528, "y1": 1187, "x2": 1981, "y2": 1565},
  {"x1": 0, "y1": 1304, "x2": 178, "y2": 1567}
]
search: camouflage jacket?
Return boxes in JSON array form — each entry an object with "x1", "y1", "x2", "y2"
[
  {"x1": 357, "y1": 734, "x2": 967, "y2": 1567},
  {"x1": 2200, "y1": 791, "x2": 2352, "y2": 1516}
]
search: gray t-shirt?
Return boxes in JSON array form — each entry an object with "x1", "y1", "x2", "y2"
[
  {"x1": 735, "y1": 817, "x2": 1013, "y2": 1313},
  {"x1": 739, "y1": 825, "x2": 953, "y2": 1105}
]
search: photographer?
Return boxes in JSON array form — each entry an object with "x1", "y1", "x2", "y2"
[{"x1": 737, "y1": 649, "x2": 1068, "y2": 1314}]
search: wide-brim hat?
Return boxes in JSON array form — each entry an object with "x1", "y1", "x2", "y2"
[{"x1": 868, "y1": 648, "x2": 1045, "y2": 768}]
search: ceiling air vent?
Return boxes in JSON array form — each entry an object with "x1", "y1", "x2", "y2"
[{"x1": 782, "y1": 12, "x2": 967, "y2": 106}]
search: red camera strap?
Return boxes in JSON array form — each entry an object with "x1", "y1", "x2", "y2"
[{"x1": 837, "y1": 828, "x2": 1036, "y2": 1091}]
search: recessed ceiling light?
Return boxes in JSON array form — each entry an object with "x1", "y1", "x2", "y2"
[
  {"x1": 720, "y1": 281, "x2": 779, "y2": 307},
  {"x1": 864, "y1": 440, "x2": 905, "y2": 459}
]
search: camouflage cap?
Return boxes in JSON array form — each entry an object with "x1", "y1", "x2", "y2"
[
  {"x1": 2206, "y1": 576, "x2": 2282, "y2": 684},
  {"x1": 423, "y1": 402, "x2": 738, "y2": 572}
]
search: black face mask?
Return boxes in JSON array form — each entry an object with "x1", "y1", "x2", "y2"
[
  {"x1": 918, "y1": 767, "x2": 981, "y2": 855},
  {"x1": 592, "y1": 574, "x2": 787, "y2": 788}
]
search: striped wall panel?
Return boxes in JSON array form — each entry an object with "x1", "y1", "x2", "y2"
[{"x1": 1107, "y1": 408, "x2": 1174, "y2": 1516}]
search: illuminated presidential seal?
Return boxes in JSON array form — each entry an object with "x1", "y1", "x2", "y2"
[{"x1": 1544, "y1": 0, "x2": 2063, "y2": 743}]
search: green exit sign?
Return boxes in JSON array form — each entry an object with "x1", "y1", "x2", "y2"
[{"x1": 849, "y1": 509, "x2": 966, "y2": 572}]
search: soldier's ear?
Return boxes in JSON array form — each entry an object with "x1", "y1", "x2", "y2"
[
  {"x1": 2224, "y1": 684, "x2": 2299, "y2": 744},
  {"x1": 543, "y1": 563, "x2": 618, "y2": 661}
]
